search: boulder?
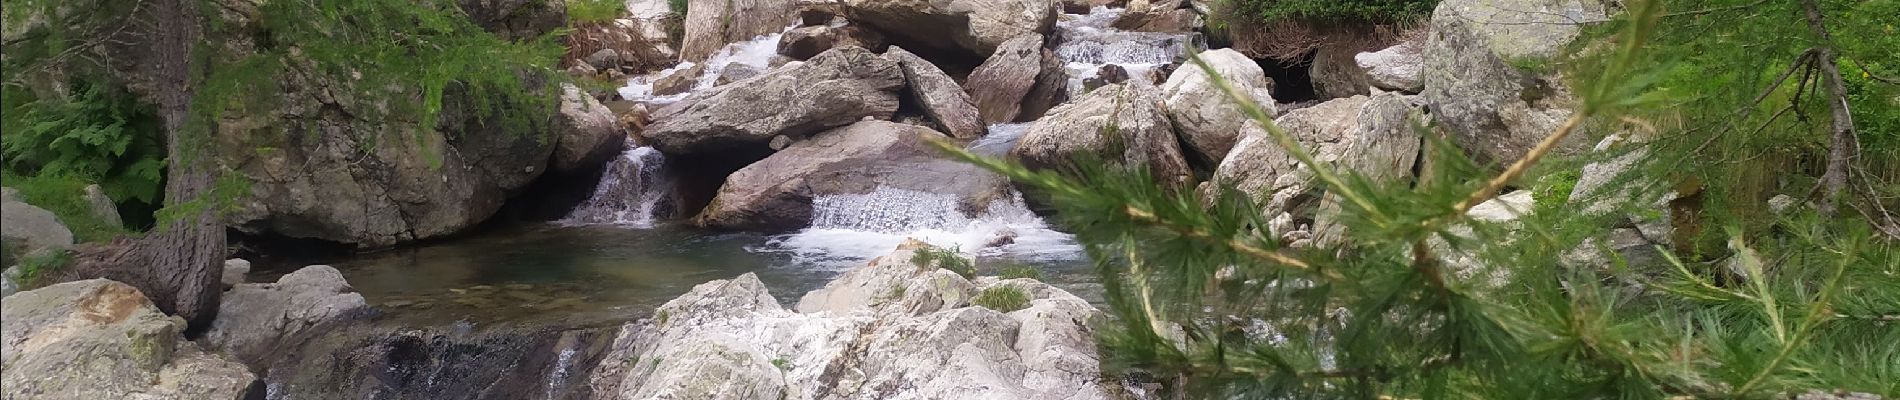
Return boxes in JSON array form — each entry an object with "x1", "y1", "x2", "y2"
[
  {"x1": 1, "y1": 188, "x2": 74, "y2": 254},
  {"x1": 1083, "y1": 63, "x2": 1131, "y2": 92},
  {"x1": 1207, "y1": 95, "x2": 1379, "y2": 240},
  {"x1": 1305, "y1": 93, "x2": 1426, "y2": 246},
  {"x1": 552, "y1": 83, "x2": 628, "y2": 173},
  {"x1": 1357, "y1": 40, "x2": 1424, "y2": 92},
  {"x1": 588, "y1": 241, "x2": 1110, "y2": 399},
  {"x1": 203, "y1": 265, "x2": 370, "y2": 369},
  {"x1": 694, "y1": 121, "x2": 1009, "y2": 230},
  {"x1": 714, "y1": 62, "x2": 764, "y2": 86},
  {"x1": 651, "y1": 62, "x2": 707, "y2": 96},
  {"x1": 626, "y1": 0, "x2": 682, "y2": 45},
  {"x1": 221, "y1": 258, "x2": 252, "y2": 287},
  {"x1": 1421, "y1": 0, "x2": 1605, "y2": 164},
  {"x1": 778, "y1": 26, "x2": 837, "y2": 60},
  {"x1": 81, "y1": 184, "x2": 123, "y2": 228},
  {"x1": 965, "y1": 34, "x2": 1046, "y2": 124},
  {"x1": 1019, "y1": 47, "x2": 1071, "y2": 121},
  {"x1": 2, "y1": 279, "x2": 256, "y2": 399},
  {"x1": 1160, "y1": 48, "x2": 1277, "y2": 166},
  {"x1": 679, "y1": 0, "x2": 799, "y2": 61},
  {"x1": 457, "y1": 0, "x2": 567, "y2": 40},
  {"x1": 885, "y1": 46, "x2": 986, "y2": 139},
  {"x1": 841, "y1": 0, "x2": 1058, "y2": 58},
  {"x1": 1110, "y1": 0, "x2": 1199, "y2": 33},
  {"x1": 645, "y1": 46, "x2": 905, "y2": 155},
  {"x1": 1013, "y1": 83, "x2": 1194, "y2": 189},
  {"x1": 1311, "y1": 41, "x2": 1378, "y2": 100},
  {"x1": 584, "y1": 48, "x2": 622, "y2": 72}
]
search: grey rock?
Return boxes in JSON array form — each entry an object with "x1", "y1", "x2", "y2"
[
  {"x1": 553, "y1": 83, "x2": 628, "y2": 173},
  {"x1": 1311, "y1": 41, "x2": 1377, "y2": 100},
  {"x1": 81, "y1": 184, "x2": 123, "y2": 228},
  {"x1": 1357, "y1": 40, "x2": 1424, "y2": 92},
  {"x1": 1111, "y1": 0, "x2": 1199, "y2": 33},
  {"x1": 679, "y1": 0, "x2": 798, "y2": 61},
  {"x1": 778, "y1": 26, "x2": 837, "y2": 60},
  {"x1": 204, "y1": 265, "x2": 369, "y2": 369},
  {"x1": 1420, "y1": 0, "x2": 1605, "y2": 164},
  {"x1": 2, "y1": 279, "x2": 255, "y2": 399},
  {"x1": 585, "y1": 48, "x2": 623, "y2": 71},
  {"x1": 841, "y1": 0, "x2": 1058, "y2": 58},
  {"x1": 645, "y1": 46, "x2": 905, "y2": 155},
  {"x1": 1, "y1": 189, "x2": 74, "y2": 254},
  {"x1": 566, "y1": 62, "x2": 599, "y2": 78},
  {"x1": 966, "y1": 34, "x2": 1046, "y2": 124},
  {"x1": 694, "y1": 121, "x2": 1009, "y2": 230},
  {"x1": 886, "y1": 46, "x2": 986, "y2": 139},
  {"x1": 1208, "y1": 96, "x2": 1367, "y2": 239},
  {"x1": 1014, "y1": 83, "x2": 1194, "y2": 189},
  {"x1": 1019, "y1": 47, "x2": 1071, "y2": 121},
  {"x1": 1, "y1": 265, "x2": 20, "y2": 298},
  {"x1": 714, "y1": 63, "x2": 763, "y2": 86},
  {"x1": 221, "y1": 258, "x2": 252, "y2": 287},
  {"x1": 1160, "y1": 48, "x2": 1277, "y2": 165},
  {"x1": 651, "y1": 62, "x2": 707, "y2": 96},
  {"x1": 1308, "y1": 93, "x2": 1425, "y2": 246}
]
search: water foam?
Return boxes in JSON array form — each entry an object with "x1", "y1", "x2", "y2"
[
  {"x1": 616, "y1": 24, "x2": 794, "y2": 101},
  {"x1": 754, "y1": 187, "x2": 1082, "y2": 269},
  {"x1": 1054, "y1": 6, "x2": 1196, "y2": 94},
  {"x1": 563, "y1": 143, "x2": 675, "y2": 227}
]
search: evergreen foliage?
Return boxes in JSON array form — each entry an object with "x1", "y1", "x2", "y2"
[
  {"x1": 934, "y1": 0, "x2": 1897, "y2": 397},
  {"x1": 1, "y1": 81, "x2": 166, "y2": 209}
]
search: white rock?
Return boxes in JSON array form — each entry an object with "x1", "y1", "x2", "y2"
[{"x1": 1355, "y1": 41, "x2": 1424, "y2": 92}]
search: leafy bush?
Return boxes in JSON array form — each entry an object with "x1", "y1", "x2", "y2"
[
  {"x1": 1, "y1": 80, "x2": 166, "y2": 210},
  {"x1": 973, "y1": 285, "x2": 1030, "y2": 313},
  {"x1": 910, "y1": 245, "x2": 976, "y2": 279}
]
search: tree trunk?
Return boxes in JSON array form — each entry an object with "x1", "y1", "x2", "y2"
[
  {"x1": 59, "y1": 0, "x2": 227, "y2": 330},
  {"x1": 1800, "y1": 0, "x2": 1857, "y2": 216}
]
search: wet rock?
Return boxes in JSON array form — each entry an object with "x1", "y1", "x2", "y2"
[
  {"x1": 645, "y1": 46, "x2": 905, "y2": 155},
  {"x1": 679, "y1": 0, "x2": 798, "y2": 61},
  {"x1": 553, "y1": 83, "x2": 629, "y2": 173},
  {"x1": 81, "y1": 184, "x2": 122, "y2": 228},
  {"x1": 1083, "y1": 63, "x2": 1131, "y2": 91},
  {"x1": 841, "y1": 0, "x2": 1058, "y2": 58},
  {"x1": 589, "y1": 241, "x2": 1110, "y2": 399},
  {"x1": 715, "y1": 62, "x2": 763, "y2": 86},
  {"x1": 1421, "y1": 0, "x2": 1605, "y2": 164},
  {"x1": 694, "y1": 121, "x2": 1009, "y2": 230},
  {"x1": 885, "y1": 46, "x2": 986, "y2": 139},
  {"x1": 651, "y1": 62, "x2": 707, "y2": 96},
  {"x1": 966, "y1": 34, "x2": 1046, "y2": 124},
  {"x1": 1, "y1": 187, "x2": 74, "y2": 254},
  {"x1": 1160, "y1": 48, "x2": 1277, "y2": 165},
  {"x1": 204, "y1": 265, "x2": 370, "y2": 368},
  {"x1": 1357, "y1": 40, "x2": 1424, "y2": 92},
  {"x1": 1014, "y1": 83, "x2": 1194, "y2": 189},
  {"x1": 2, "y1": 279, "x2": 256, "y2": 399},
  {"x1": 801, "y1": 8, "x2": 837, "y2": 26}
]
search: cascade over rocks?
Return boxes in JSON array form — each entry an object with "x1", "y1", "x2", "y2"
[
  {"x1": 694, "y1": 121, "x2": 1010, "y2": 231},
  {"x1": 679, "y1": 0, "x2": 799, "y2": 61},
  {"x1": 1012, "y1": 83, "x2": 1194, "y2": 189},
  {"x1": 644, "y1": 46, "x2": 905, "y2": 156},
  {"x1": 1160, "y1": 48, "x2": 1278, "y2": 166},
  {"x1": 966, "y1": 34, "x2": 1047, "y2": 124},
  {"x1": 203, "y1": 265, "x2": 370, "y2": 369},
  {"x1": 587, "y1": 240, "x2": 1111, "y2": 399},
  {"x1": 1421, "y1": 0, "x2": 1606, "y2": 164},
  {"x1": 840, "y1": 0, "x2": 1059, "y2": 58},
  {"x1": 886, "y1": 46, "x2": 987, "y2": 139},
  {"x1": 2, "y1": 279, "x2": 257, "y2": 399}
]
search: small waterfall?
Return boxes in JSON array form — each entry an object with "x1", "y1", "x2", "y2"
[
  {"x1": 563, "y1": 143, "x2": 675, "y2": 227},
  {"x1": 616, "y1": 24, "x2": 796, "y2": 102},
  {"x1": 1054, "y1": 6, "x2": 1197, "y2": 94},
  {"x1": 968, "y1": 123, "x2": 1033, "y2": 157},
  {"x1": 757, "y1": 187, "x2": 1081, "y2": 269}
]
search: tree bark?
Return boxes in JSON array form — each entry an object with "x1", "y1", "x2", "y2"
[{"x1": 1800, "y1": 0, "x2": 1857, "y2": 216}]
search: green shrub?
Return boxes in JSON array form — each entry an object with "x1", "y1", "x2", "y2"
[
  {"x1": 567, "y1": 0, "x2": 625, "y2": 24},
  {"x1": 15, "y1": 248, "x2": 72, "y2": 287},
  {"x1": 973, "y1": 285, "x2": 1030, "y2": 313},
  {"x1": 1229, "y1": 0, "x2": 1436, "y2": 23},
  {"x1": 771, "y1": 358, "x2": 793, "y2": 371},
  {"x1": 910, "y1": 245, "x2": 976, "y2": 279},
  {"x1": 1, "y1": 172, "x2": 130, "y2": 243},
  {"x1": 0, "y1": 80, "x2": 166, "y2": 211},
  {"x1": 998, "y1": 264, "x2": 1045, "y2": 281}
]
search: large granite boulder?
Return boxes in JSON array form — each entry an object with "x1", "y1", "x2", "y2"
[
  {"x1": 1421, "y1": 0, "x2": 1606, "y2": 164},
  {"x1": 203, "y1": 265, "x2": 370, "y2": 369},
  {"x1": 553, "y1": 83, "x2": 628, "y2": 173},
  {"x1": 587, "y1": 241, "x2": 1110, "y2": 399},
  {"x1": 678, "y1": 0, "x2": 799, "y2": 61},
  {"x1": 1306, "y1": 93, "x2": 1427, "y2": 245},
  {"x1": 1358, "y1": 40, "x2": 1425, "y2": 92},
  {"x1": 1, "y1": 187, "x2": 74, "y2": 255},
  {"x1": 2, "y1": 279, "x2": 256, "y2": 399},
  {"x1": 1209, "y1": 93, "x2": 1423, "y2": 243},
  {"x1": 965, "y1": 34, "x2": 1046, "y2": 124},
  {"x1": 694, "y1": 121, "x2": 1010, "y2": 230},
  {"x1": 1159, "y1": 48, "x2": 1277, "y2": 166},
  {"x1": 886, "y1": 46, "x2": 986, "y2": 139},
  {"x1": 841, "y1": 0, "x2": 1058, "y2": 58},
  {"x1": 1012, "y1": 83, "x2": 1194, "y2": 189},
  {"x1": 644, "y1": 46, "x2": 905, "y2": 155},
  {"x1": 1311, "y1": 41, "x2": 1380, "y2": 100}
]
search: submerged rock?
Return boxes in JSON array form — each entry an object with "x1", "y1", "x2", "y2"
[
  {"x1": 1421, "y1": 0, "x2": 1605, "y2": 164},
  {"x1": 1159, "y1": 48, "x2": 1277, "y2": 166},
  {"x1": 644, "y1": 46, "x2": 905, "y2": 155},
  {"x1": 2, "y1": 279, "x2": 256, "y2": 399},
  {"x1": 204, "y1": 265, "x2": 370, "y2": 368},
  {"x1": 1013, "y1": 83, "x2": 1194, "y2": 189},
  {"x1": 694, "y1": 120, "x2": 1009, "y2": 231},
  {"x1": 588, "y1": 240, "x2": 1110, "y2": 399}
]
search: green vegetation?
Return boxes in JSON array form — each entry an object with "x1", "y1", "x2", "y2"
[
  {"x1": 910, "y1": 245, "x2": 976, "y2": 279},
  {"x1": 567, "y1": 0, "x2": 625, "y2": 23},
  {"x1": 934, "y1": 0, "x2": 1898, "y2": 397},
  {"x1": 771, "y1": 357, "x2": 793, "y2": 371},
  {"x1": 14, "y1": 248, "x2": 72, "y2": 287},
  {"x1": 1, "y1": 80, "x2": 165, "y2": 212},
  {"x1": 972, "y1": 285, "x2": 1030, "y2": 313},
  {"x1": 1, "y1": 172, "x2": 131, "y2": 242},
  {"x1": 1228, "y1": 0, "x2": 1435, "y2": 23},
  {"x1": 998, "y1": 264, "x2": 1045, "y2": 281}
]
